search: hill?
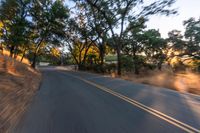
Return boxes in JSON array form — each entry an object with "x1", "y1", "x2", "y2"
[{"x1": 0, "y1": 55, "x2": 41, "y2": 132}]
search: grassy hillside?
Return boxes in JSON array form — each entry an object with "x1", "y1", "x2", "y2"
[
  {"x1": 0, "y1": 55, "x2": 41, "y2": 132},
  {"x1": 2, "y1": 50, "x2": 30, "y2": 65}
]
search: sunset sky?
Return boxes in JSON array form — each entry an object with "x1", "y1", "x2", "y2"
[{"x1": 147, "y1": 0, "x2": 200, "y2": 38}]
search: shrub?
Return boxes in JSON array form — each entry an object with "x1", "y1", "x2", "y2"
[{"x1": 121, "y1": 56, "x2": 133, "y2": 72}]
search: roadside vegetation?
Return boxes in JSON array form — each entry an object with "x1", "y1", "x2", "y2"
[{"x1": 0, "y1": 0, "x2": 199, "y2": 96}]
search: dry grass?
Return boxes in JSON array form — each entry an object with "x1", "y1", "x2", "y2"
[
  {"x1": 121, "y1": 70, "x2": 200, "y2": 95},
  {"x1": 0, "y1": 55, "x2": 41, "y2": 133},
  {"x1": 2, "y1": 50, "x2": 30, "y2": 65}
]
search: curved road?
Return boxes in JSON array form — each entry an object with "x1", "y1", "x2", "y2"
[{"x1": 13, "y1": 67, "x2": 200, "y2": 133}]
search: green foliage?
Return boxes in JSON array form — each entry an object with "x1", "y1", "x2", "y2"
[
  {"x1": 0, "y1": 0, "x2": 70, "y2": 67},
  {"x1": 164, "y1": 18, "x2": 200, "y2": 71},
  {"x1": 121, "y1": 55, "x2": 133, "y2": 72},
  {"x1": 141, "y1": 29, "x2": 167, "y2": 70},
  {"x1": 167, "y1": 30, "x2": 185, "y2": 51},
  {"x1": 103, "y1": 63, "x2": 117, "y2": 73},
  {"x1": 0, "y1": 0, "x2": 31, "y2": 56},
  {"x1": 184, "y1": 18, "x2": 200, "y2": 59}
]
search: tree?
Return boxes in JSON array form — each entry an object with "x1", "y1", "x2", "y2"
[
  {"x1": 165, "y1": 17, "x2": 200, "y2": 71},
  {"x1": 142, "y1": 29, "x2": 166, "y2": 70},
  {"x1": 0, "y1": 22, "x2": 3, "y2": 54},
  {"x1": 166, "y1": 17, "x2": 200, "y2": 67},
  {"x1": 67, "y1": 4, "x2": 100, "y2": 70},
  {"x1": 166, "y1": 30, "x2": 185, "y2": 65},
  {"x1": 29, "y1": 0, "x2": 69, "y2": 68},
  {"x1": 75, "y1": 0, "x2": 177, "y2": 75},
  {"x1": 84, "y1": 3, "x2": 109, "y2": 67},
  {"x1": 122, "y1": 18, "x2": 146, "y2": 74},
  {"x1": 0, "y1": 0, "x2": 31, "y2": 57},
  {"x1": 184, "y1": 17, "x2": 200, "y2": 60}
]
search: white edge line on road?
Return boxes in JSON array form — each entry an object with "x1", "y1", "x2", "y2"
[{"x1": 61, "y1": 72, "x2": 200, "y2": 133}]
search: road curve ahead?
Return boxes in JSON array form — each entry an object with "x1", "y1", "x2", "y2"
[{"x1": 13, "y1": 68, "x2": 200, "y2": 133}]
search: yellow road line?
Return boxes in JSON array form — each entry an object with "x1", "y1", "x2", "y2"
[{"x1": 63, "y1": 72, "x2": 200, "y2": 133}]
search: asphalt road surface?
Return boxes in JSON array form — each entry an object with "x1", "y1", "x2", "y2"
[{"x1": 13, "y1": 67, "x2": 200, "y2": 133}]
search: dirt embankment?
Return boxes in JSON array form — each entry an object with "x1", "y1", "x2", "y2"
[
  {"x1": 121, "y1": 70, "x2": 200, "y2": 95},
  {"x1": 0, "y1": 55, "x2": 41, "y2": 132}
]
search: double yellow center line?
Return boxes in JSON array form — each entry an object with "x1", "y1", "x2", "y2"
[{"x1": 64, "y1": 72, "x2": 200, "y2": 133}]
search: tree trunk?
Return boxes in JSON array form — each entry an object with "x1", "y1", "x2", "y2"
[
  {"x1": 99, "y1": 44, "x2": 105, "y2": 65},
  {"x1": 31, "y1": 38, "x2": 44, "y2": 68},
  {"x1": 134, "y1": 63, "x2": 139, "y2": 75},
  {"x1": 0, "y1": 44, "x2": 3, "y2": 55},
  {"x1": 157, "y1": 62, "x2": 162, "y2": 70},
  {"x1": 133, "y1": 52, "x2": 139, "y2": 75},
  {"x1": 14, "y1": 46, "x2": 18, "y2": 59},
  {"x1": 82, "y1": 42, "x2": 92, "y2": 67},
  {"x1": 100, "y1": 52, "x2": 104, "y2": 65},
  {"x1": 9, "y1": 46, "x2": 15, "y2": 58},
  {"x1": 133, "y1": 58, "x2": 139, "y2": 75},
  {"x1": 116, "y1": 47, "x2": 121, "y2": 76},
  {"x1": 82, "y1": 48, "x2": 89, "y2": 66},
  {"x1": 21, "y1": 48, "x2": 27, "y2": 62},
  {"x1": 31, "y1": 52, "x2": 37, "y2": 68},
  {"x1": 78, "y1": 63, "x2": 83, "y2": 70},
  {"x1": 20, "y1": 55, "x2": 24, "y2": 62},
  {"x1": 20, "y1": 52, "x2": 25, "y2": 62}
]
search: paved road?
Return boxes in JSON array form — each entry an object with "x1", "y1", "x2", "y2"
[{"x1": 13, "y1": 68, "x2": 200, "y2": 133}]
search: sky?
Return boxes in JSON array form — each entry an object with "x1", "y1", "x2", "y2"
[{"x1": 146, "y1": 0, "x2": 200, "y2": 38}]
